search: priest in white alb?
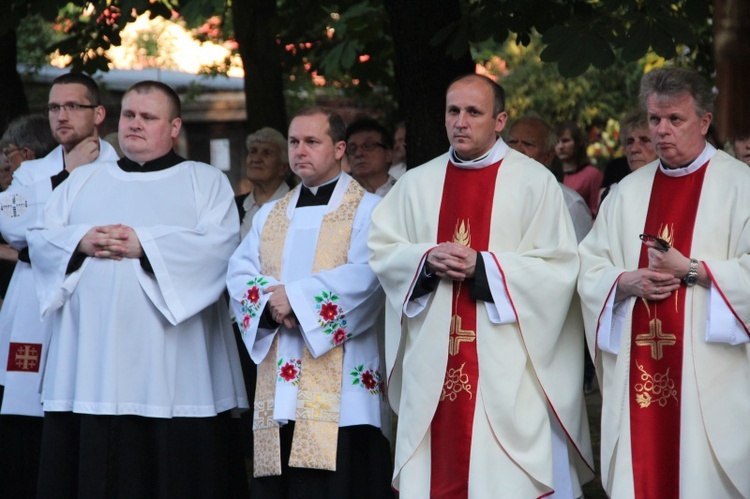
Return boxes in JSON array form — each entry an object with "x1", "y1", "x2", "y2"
[
  {"x1": 227, "y1": 107, "x2": 393, "y2": 498},
  {"x1": 368, "y1": 74, "x2": 593, "y2": 498},
  {"x1": 578, "y1": 67, "x2": 750, "y2": 498}
]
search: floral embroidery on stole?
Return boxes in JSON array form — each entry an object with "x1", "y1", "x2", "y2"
[{"x1": 253, "y1": 179, "x2": 365, "y2": 477}]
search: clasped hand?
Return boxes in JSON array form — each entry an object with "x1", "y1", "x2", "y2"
[
  {"x1": 426, "y1": 242, "x2": 477, "y2": 281},
  {"x1": 617, "y1": 242, "x2": 691, "y2": 301},
  {"x1": 265, "y1": 284, "x2": 297, "y2": 329},
  {"x1": 78, "y1": 224, "x2": 143, "y2": 260}
]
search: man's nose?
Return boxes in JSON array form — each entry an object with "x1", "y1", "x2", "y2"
[
  {"x1": 655, "y1": 120, "x2": 668, "y2": 135},
  {"x1": 455, "y1": 111, "x2": 469, "y2": 128}
]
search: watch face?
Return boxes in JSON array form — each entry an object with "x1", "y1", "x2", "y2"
[{"x1": 686, "y1": 274, "x2": 698, "y2": 285}]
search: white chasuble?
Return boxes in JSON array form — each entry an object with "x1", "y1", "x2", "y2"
[
  {"x1": 579, "y1": 149, "x2": 750, "y2": 498},
  {"x1": 27, "y1": 160, "x2": 248, "y2": 418},
  {"x1": 368, "y1": 144, "x2": 594, "y2": 498}
]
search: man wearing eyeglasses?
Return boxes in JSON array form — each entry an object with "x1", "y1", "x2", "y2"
[
  {"x1": 345, "y1": 118, "x2": 397, "y2": 197},
  {"x1": 0, "y1": 115, "x2": 57, "y2": 180},
  {"x1": 0, "y1": 72, "x2": 118, "y2": 498},
  {"x1": 579, "y1": 67, "x2": 750, "y2": 497},
  {"x1": 369, "y1": 74, "x2": 594, "y2": 497}
]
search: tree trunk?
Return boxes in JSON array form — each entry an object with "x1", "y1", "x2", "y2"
[
  {"x1": 714, "y1": 0, "x2": 750, "y2": 140},
  {"x1": 384, "y1": 0, "x2": 475, "y2": 168},
  {"x1": 0, "y1": 30, "x2": 29, "y2": 132},
  {"x1": 232, "y1": 0, "x2": 287, "y2": 136}
]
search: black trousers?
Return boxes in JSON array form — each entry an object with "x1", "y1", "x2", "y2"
[
  {"x1": 251, "y1": 422, "x2": 394, "y2": 499},
  {"x1": 0, "y1": 396, "x2": 42, "y2": 499},
  {"x1": 37, "y1": 411, "x2": 250, "y2": 499}
]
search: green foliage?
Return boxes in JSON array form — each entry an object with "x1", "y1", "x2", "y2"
[
  {"x1": 10, "y1": 0, "x2": 714, "y2": 125},
  {"x1": 10, "y1": 0, "x2": 177, "y2": 74},
  {"x1": 16, "y1": 14, "x2": 63, "y2": 73},
  {"x1": 408, "y1": 0, "x2": 712, "y2": 80},
  {"x1": 476, "y1": 32, "x2": 645, "y2": 129}
]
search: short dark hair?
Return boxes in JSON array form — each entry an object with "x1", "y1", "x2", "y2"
[
  {"x1": 124, "y1": 80, "x2": 182, "y2": 120},
  {"x1": 448, "y1": 74, "x2": 506, "y2": 116},
  {"x1": 51, "y1": 72, "x2": 101, "y2": 106},
  {"x1": 1, "y1": 114, "x2": 57, "y2": 158},
  {"x1": 345, "y1": 118, "x2": 393, "y2": 149},
  {"x1": 639, "y1": 67, "x2": 714, "y2": 116},
  {"x1": 292, "y1": 106, "x2": 346, "y2": 143}
]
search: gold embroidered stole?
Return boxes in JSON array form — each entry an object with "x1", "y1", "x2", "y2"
[
  {"x1": 629, "y1": 164, "x2": 707, "y2": 497},
  {"x1": 253, "y1": 179, "x2": 365, "y2": 477},
  {"x1": 430, "y1": 161, "x2": 501, "y2": 497}
]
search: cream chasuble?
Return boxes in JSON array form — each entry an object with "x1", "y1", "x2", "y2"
[
  {"x1": 579, "y1": 148, "x2": 750, "y2": 498},
  {"x1": 369, "y1": 143, "x2": 594, "y2": 498}
]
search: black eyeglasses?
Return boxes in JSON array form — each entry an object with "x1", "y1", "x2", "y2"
[
  {"x1": 639, "y1": 233, "x2": 671, "y2": 252},
  {"x1": 48, "y1": 103, "x2": 98, "y2": 114},
  {"x1": 347, "y1": 142, "x2": 386, "y2": 155}
]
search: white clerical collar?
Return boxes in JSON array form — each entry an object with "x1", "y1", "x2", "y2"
[
  {"x1": 659, "y1": 142, "x2": 716, "y2": 178},
  {"x1": 303, "y1": 172, "x2": 342, "y2": 195},
  {"x1": 448, "y1": 138, "x2": 509, "y2": 170}
]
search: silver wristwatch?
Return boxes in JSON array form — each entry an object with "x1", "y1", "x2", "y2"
[{"x1": 683, "y1": 258, "x2": 699, "y2": 286}]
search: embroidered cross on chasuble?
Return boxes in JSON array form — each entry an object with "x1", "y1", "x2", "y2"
[
  {"x1": 430, "y1": 160, "x2": 501, "y2": 498},
  {"x1": 630, "y1": 163, "x2": 708, "y2": 498},
  {"x1": 252, "y1": 180, "x2": 365, "y2": 477}
]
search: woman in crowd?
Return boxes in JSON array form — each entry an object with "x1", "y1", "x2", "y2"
[{"x1": 555, "y1": 121, "x2": 603, "y2": 216}]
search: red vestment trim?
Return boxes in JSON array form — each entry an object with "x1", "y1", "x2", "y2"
[
  {"x1": 629, "y1": 163, "x2": 708, "y2": 498},
  {"x1": 6, "y1": 342, "x2": 42, "y2": 372},
  {"x1": 430, "y1": 160, "x2": 501, "y2": 498}
]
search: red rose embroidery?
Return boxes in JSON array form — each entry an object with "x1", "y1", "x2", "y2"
[
  {"x1": 361, "y1": 370, "x2": 377, "y2": 390},
  {"x1": 332, "y1": 328, "x2": 347, "y2": 345},
  {"x1": 242, "y1": 314, "x2": 250, "y2": 329},
  {"x1": 319, "y1": 302, "x2": 339, "y2": 321},
  {"x1": 279, "y1": 362, "x2": 298, "y2": 381},
  {"x1": 247, "y1": 286, "x2": 260, "y2": 304}
]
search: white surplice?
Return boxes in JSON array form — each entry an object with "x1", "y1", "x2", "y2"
[
  {"x1": 368, "y1": 141, "x2": 594, "y2": 498},
  {"x1": 578, "y1": 146, "x2": 750, "y2": 497},
  {"x1": 226, "y1": 173, "x2": 387, "y2": 429},
  {"x1": 0, "y1": 141, "x2": 119, "y2": 416},
  {"x1": 27, "y1": 160, "x2": 247, "y2": 417}
]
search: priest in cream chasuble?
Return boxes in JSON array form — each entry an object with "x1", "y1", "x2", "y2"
[
  {"x1": 369, "y1": 74, "x2": 593, "y2": 499},
  {"x1": 579, "y1": 147, "x2": 750, "y2": 498},
  {"x1": 579, "y1": 67, "x2": 750, "y2": 498}
]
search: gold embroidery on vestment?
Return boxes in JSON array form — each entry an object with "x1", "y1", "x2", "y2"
[
  {"x1": 635, "y1": 318, "x2": 676, "y2": 360},
  {"x1": 440, "y1": 362, "x2": 473, "y2": 402},
  {"x1": 253, "y1": 179, "x2": 365, "y2": 476},
  {"x1": 448, "y1": 281, "x2": 476, "y2": 356},
  {"x1": 449, "y1": 314, "x2": 476, "y2": 356},
  {"x1": 634, "y1": 361, "x2": 678, "y2": 408},
  {"x1": 657, "y1": 223, "x2": 675, "y2": 247},
  {"x1": 453, "y1": 219, "x2": 471, "y2": 246}
]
